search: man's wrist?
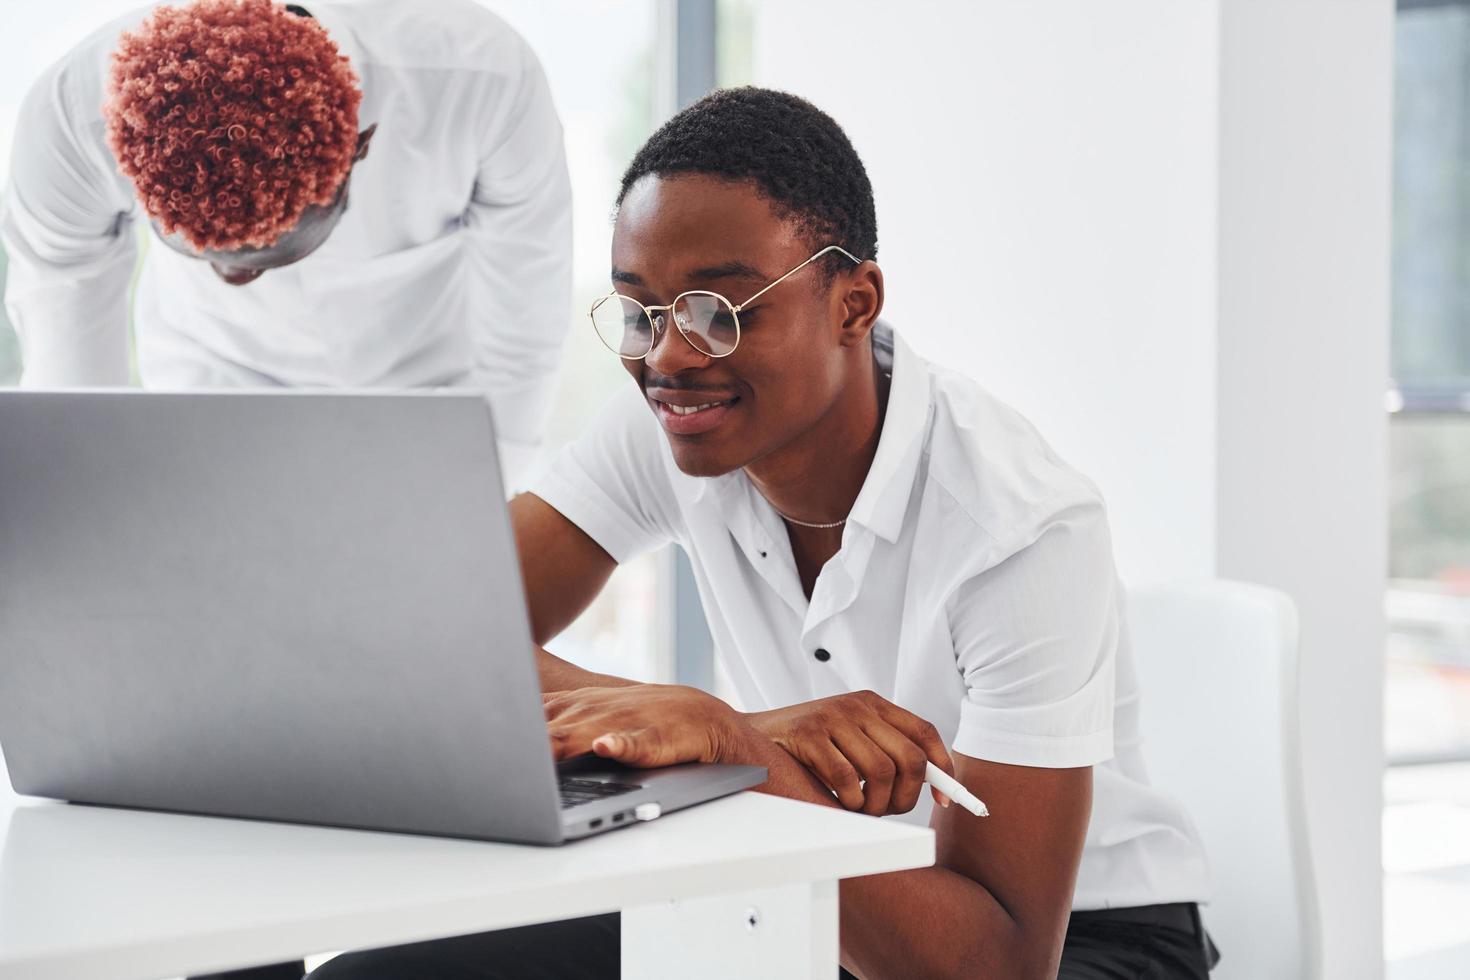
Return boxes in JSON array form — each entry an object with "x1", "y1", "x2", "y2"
[
  {"x1": 739, "y1": 707, "x2": 776, "y2": 734},
  {"x1": 713, "y1": 711, "x2": 777, "y2": 766},
  {"x1": 714, "y1": 713, "x2": 838, "y2": 807}
]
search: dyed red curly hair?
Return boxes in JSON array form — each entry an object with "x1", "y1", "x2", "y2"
[{"x1": 105, "y1": 0, "x2": 362, "y2": 252}]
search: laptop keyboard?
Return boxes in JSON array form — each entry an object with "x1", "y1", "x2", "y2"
[{"x1": 558, "y1": 775, "x2": 643, "y2": 810}]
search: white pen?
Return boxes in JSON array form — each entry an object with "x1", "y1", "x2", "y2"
[{"x1": 925, "y1": 761, "x2": 989, "y2": 817}]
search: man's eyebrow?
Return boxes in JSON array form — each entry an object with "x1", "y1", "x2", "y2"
[
  {"x1": 688, "y1": 261, "x2": 767, "y2": 283},
  {"x1": 610, "y1": 262, "x2": 768, "y2": 288}
]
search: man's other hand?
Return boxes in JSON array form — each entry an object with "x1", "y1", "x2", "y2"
[{"x1": 746, "y1": 691, "x2": 955, "y2": 816}]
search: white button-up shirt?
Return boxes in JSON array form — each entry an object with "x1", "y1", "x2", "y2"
[
  {"x1": 1, "y1": 0, "x2": 571, "y2": 478},
  {"x1": 532, "y1": 325, "x2": 1210, "y2": 911}
]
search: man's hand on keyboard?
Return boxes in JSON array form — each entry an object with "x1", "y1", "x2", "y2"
[{"x1": 543, "y1": 684, "x2": 762, "y2": 769}]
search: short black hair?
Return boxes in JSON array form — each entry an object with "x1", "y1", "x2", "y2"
[{"x1": 616, "y1": 87, "x2": 877, "y2": 278}]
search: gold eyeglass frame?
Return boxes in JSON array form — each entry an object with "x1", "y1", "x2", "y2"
[{"x1": 589, "y1": 244, "x2": 862, "y2": 360}]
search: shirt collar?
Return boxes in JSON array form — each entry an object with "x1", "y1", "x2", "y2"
[
  {"x1": 676, "y1": 323, "x2": 932, "y2": 542},
  {"x1": 844, "y1": 322, "x2": 931, "y2": 544}
]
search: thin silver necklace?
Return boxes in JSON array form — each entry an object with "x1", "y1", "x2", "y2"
[
  {"x1": 777, "y1": 511, "x2": 846, "y2": 530},
  {"x1": 757, "y1": 493, "x2": 847, "y2": 529}
]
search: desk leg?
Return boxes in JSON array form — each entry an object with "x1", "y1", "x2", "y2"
[{"x1": 622, "y1": 879, "x2": 839, "y2": 979}]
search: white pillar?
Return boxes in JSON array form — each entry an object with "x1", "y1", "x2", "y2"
[
  {"x1": 751, "y1": 2, "x2": 1390, "y2": 975},
  {"x1": 1214, "y1": 2, "x2": 1392, "y2": 976}
]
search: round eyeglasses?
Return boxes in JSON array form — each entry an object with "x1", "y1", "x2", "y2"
[{"x1": 590, "y1": 244, "x2": 861, "y2": 360}]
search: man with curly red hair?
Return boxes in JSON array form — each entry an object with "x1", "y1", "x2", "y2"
[{"x1": 1, "y1": 0, "x2": 571, "y2": 483}]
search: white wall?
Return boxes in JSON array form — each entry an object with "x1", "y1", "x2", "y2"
[{"x1": 751, "y1": 1, "x2": 1389, "y2": 975}]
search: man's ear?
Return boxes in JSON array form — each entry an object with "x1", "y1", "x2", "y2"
[
  {"x1": 352, "y1": 123, "x2": 378, "y2": 164},
  {"x1": 837, "y1": 259, "x2": 884, "y2": 350}
]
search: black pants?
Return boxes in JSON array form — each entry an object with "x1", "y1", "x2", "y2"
[{"x1": 293, "y1": 902, "x2": 1217, "y2": 979}]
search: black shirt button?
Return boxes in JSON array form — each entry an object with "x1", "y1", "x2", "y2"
[{"x1": 813, "y1": 648, "x2": 831, "y2": 663}]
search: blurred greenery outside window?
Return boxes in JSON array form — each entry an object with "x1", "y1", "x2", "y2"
[{"x1": 1390, "y1": 0, "x2": 1470, "y2": 763}]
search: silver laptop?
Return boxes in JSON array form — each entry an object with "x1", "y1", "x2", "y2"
[{"x1": 0, "y1": 390, "x2": 764, "y2": 844}]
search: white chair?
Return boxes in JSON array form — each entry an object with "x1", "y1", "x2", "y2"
[{"x1": 1127, "y1": 580, "x2": 1322, "y2": 980}]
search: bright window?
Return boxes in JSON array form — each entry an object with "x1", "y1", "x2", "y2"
[
  {"x1": 481, "y1": 0, "x2": 672, "y2": 682},
  {"x1": 1390, "y1": 0, "x2": 1470, "y2": 766},
  {"x1": 1387, "y1": 1, "x2": 1470, "y2": 971}
]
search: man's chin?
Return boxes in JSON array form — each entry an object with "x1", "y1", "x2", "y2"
[{"x1": 666, "y1": 441, "x2": 746, "y2": 479}]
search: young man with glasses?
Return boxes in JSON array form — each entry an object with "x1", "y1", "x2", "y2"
[{"x1": 310, "y1": 87, "x2": 1217, "y2": 980}]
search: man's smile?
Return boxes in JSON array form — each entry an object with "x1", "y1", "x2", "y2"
[{"x1": 645, "y1": 386, "x2": 742, "y2": 435}]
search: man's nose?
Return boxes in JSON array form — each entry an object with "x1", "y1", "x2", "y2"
[{"x1": 645, "y1": 310, "x2": 710, "y2": 375}]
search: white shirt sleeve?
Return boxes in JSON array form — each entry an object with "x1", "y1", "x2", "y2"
[
  {"x1": 528, "y1": 382, "x2": 681, "y2": 564},
  {"x1": 461, "y1": 32, "x2": 573, "y2": 485},
  {"x1": 1, "y1": 57, "x2": 137, "y2": 388},
  {"x1": 946, "y1": 498, "x2": 1119, "y2": 768}
]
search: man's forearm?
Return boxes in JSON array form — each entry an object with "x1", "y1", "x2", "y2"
[
  {"x1": 726, "y1": 731, "x2": 1038, "y2": 980},
  {"x1": 535, "y1": 646, "x2": 640, "y2": 692}
]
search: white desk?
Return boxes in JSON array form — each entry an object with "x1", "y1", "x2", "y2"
[{"x1": 0, "y1": 782, "x2": 934, "y2": 980}]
